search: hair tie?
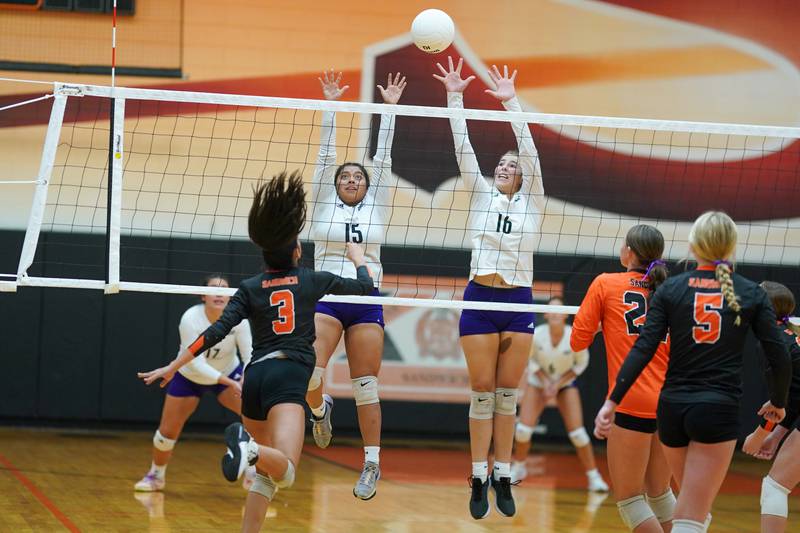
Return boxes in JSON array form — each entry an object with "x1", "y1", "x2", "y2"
[
  {"x1": 642, "y1": 259, "x2": 666, "y2": 281},
  {"x1": 781, "y1": 315, "x2": 791, "y2": 325},
  {"x1": 712, "y1": 259, "x2": 732, "y2": 268}
]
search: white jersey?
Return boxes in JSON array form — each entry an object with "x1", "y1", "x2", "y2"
[
  {"x1": 529, "y1": 324, "x2": 588, "y2": 381},
  {"x1": 309, "y1": 111, "x2": 396, "y2": 287},
  {"x1": 448, "y1": 93, "x2": 545, "y2": 288},
  {"x1": 177, "y1": 304, "x2": 252, "y2": 385}
]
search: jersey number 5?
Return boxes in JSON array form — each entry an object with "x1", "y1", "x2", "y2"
[
  {"x1": 693, "y1": 293, "x2": 723, "y2": 344},
  {"x1": 270, "y1": 290, "x2": 296, "y2": 335}
]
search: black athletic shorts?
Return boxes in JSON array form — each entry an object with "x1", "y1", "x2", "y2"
[
  {"x1": 241, "y1": 358, "x2": 312, "y2": 421},
  {"x1": 614, "y1": 412, "x2": 657, "y2": 434},
  {"x1": 657, "y1": 399, "x2": 739, "y2": 447}
]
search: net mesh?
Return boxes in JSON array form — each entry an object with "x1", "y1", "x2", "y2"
[{"x1": 8, "y1": 82, "x2": 800, "y2": 308}]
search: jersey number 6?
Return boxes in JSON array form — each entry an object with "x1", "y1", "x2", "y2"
[
  {"x1": 692, "y1": 292, "x2": 723, "y2": 344},
  {"x1": 270, "y1": 290, "x2": 296, "y2": 335}
]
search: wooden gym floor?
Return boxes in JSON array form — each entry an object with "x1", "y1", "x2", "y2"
[{"x1": 0, "y1": 427, "x2": 795, "y2": 532}]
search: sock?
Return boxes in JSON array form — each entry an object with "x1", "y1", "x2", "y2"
[
  {"x1": 472, "y1": 461, "x2": 489, "y2": 481},
  {"x1": 364, "y1": 446, "x2": 380, "y2": 464},
  {"x1": 671, "y1": 519, "x2": 705, "y2": 533},
  {"x1": 246, "y1": 440, "x2": 260, "y2": 465},
  {"x1": 310, "y1": 400, "x2": 326, "y2": 419},
  {"x1": 586, "y1": 468, "x2": 601, "y2": 479},
  {"x1": 493, "y1": 461, "x2": 511, "y2": 479},
  {"x1": 150, "y1": 462, "x2": 167, "y2": 479}
]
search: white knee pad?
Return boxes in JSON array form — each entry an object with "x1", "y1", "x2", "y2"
[
  {"x1": 515, "y1": 422, "x2": 535, "y2": 442},
  {"x1": 761, "y1": 475, "x2": 791, "y2": 518},
  {"x1": 646, "y1": 488, "x2": 676, "y2": 524},
  {"x1": 275, "y1": 460, "x2": 295, "y2": 489},
  {"x1": 153, "y1": 430, "x2": 176, "y2": 452},
  {"x1": 494, "y1": 388, "x2": 518, "y2": 416},
  {"x1": 351, "y1": 376, "x2": 379, "y2": 406},
  {"x1": 307, "y1": 366, "x2": 325, "y2": 391},
  {"x1": 469, "y1": 391, "x2": 495, "y2": 420},
  {"x1": 671, "y1": 518, "x2": 706, "y2": 532},
  {"x1": 568, "y1": 427, "x2": 591, "y2": 448},
  {"x1": 250, "y1": 473, "x2": 277, "y2": 501},
  {"x1": 617, "y1": 494, "x2": 656, "y2": 530}
]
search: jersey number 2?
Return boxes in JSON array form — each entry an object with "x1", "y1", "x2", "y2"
[
  {"x1": 623, "y1": 291, "x2": 647, "y2": 335},
  {"x1": 693, "y1": 293, "x2": 723, "y2": 344},
  {"x1": 270, "y1": 290, "x2": 296, "y2": 335}
]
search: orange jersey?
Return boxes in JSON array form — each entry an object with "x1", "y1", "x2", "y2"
[{"x1": 571, "y1": 271, "x2": 670, "y2": 418}]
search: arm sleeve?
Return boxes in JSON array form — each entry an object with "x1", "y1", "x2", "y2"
[
  {"x1": 186, "y1": 288, "x2": 250, "y2": 358},
  {"x1": 181, "y1": 356, "x2": 223, "y2": 385},
  {"x1": 570, "y1": 276, "x2": 605, "y2": 352},
  {"x1": 368, "y1": 113, "x2": 397, "y2": 208},
  {"x1": 310, "y1": 111, "x2": 339, "y2": 207},
  {"x1": 501, "y1": 96, "x2": 545, "y2": 199},
  {"x1": 234, "y1": 319, "x2": 253, "y2": 367},
  {"x1": 315, "y1": 265, "x2": 374, "y2": 298},
  {"x1": 447, "y1": 92, "x2": 491, "y2": 194},
  {"x1": 572, "y1": 348, "x2": 590, "y2": 377},
  {"x1": 609, "y1": 288, "x2": 670, "y2": 404},
  {"x1": 752, "y1": 290, "x2": 792, "y2": 408}
]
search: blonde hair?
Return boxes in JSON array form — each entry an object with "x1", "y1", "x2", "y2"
[
  {"x1": 761, "y1": 281, "x2": 800, "y2": 336},
  {"x1": 688, "y1": 211, "x2": 741, "y2": 325}
]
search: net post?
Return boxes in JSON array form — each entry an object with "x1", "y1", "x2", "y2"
[
  {"x1": 105, "y1": 98, "x2": 125, "y2": 294},
  {"x1": 16, "y1": 92, "x2": 68, "y2": 286}
]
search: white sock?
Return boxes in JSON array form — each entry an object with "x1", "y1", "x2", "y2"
[
  {"x1": 364, "y1": 446, "x2": 380, "y2": 464},
  {"x1": 587, "y1": 468, "x2": 601, "y2": 479},
  {"x1": 472, "y1": 461, "x2": 489, "y2": 481},
  {"x1": 150, "y1": 462, "x2": 167, "y2": 479},
  {"x1": 493, "y1": 461, "x2": 511, "y2": 479},
  {"x1": 246, "y1": 440, "x2": 260, "y2": 464},
  {"x1": 310, "y1": 401, "x2": 326, "y2": 419},
  {"x1": 672, "y1": 519, "x2": 705, "y2": 533}
]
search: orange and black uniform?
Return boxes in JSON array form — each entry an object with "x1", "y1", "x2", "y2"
[
  {"x1": 610, "y1": 266, "x2": 791, "y2": 446},
  {"x1": 572, "y1": 269, "x2": 670, "y2": 433},
  {"x1": 761, "y1": 327, "x2": 800, "y2": 431},
  {"x1": 186, "y1": 265, "x2": 374, "y2": 419}
]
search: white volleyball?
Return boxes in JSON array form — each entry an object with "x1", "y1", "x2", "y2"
[{"x1": 411, "y1": 9, "x2": 455, "y2": 54}]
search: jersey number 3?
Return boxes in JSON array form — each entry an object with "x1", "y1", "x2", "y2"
[
  {"x1": 270, "y1": 290, "x2": 296, "y2": 335},
  {"x1": 692, "y1": 293, "x2": 723, "y2": 344}
]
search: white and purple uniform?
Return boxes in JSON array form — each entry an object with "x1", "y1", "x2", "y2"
[
  {"x1": 309, "y1": 110, "x2": 396, "y2": 328},
  {"x1": 166, "y1": 304, "x2": 252, "y2": 397},
  {"x1": 447, "y1": 93, "x2": 545, "y2": 336},
  {"x1": 528, "y1": 324, "x2": 588, "y2": 389}
]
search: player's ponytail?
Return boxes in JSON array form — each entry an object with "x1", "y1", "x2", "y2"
[
  {"x1": 625, "y1": 224, "x2": 668, "y2": 295},
  {"x1": 689, "y1": 211, "x2": 741, "y2": 325},
  {"x1": 248, "y1": 171, "x2": 307, "y2": 270},
  {"x1": 761, "y1": 281, "x2": 800, "y2": 336}
]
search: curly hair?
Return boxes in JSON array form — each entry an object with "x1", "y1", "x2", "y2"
[{"x1": 248, "y1": 171, "x2": 307, "y2": 270}]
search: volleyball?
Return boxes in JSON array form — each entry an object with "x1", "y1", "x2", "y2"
[{"x1": 411, "y1": 9, "x2": 455, "y2": 54}]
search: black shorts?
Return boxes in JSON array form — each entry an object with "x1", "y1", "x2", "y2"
[
  {"x1": 614, "y1": 412, "x2": 657, "y2": 434},
  {"x1": 657, "y1": 399, "x2": 739, "y2": 447},
  {"x1": 241, "y1": 358, "x2": 312, "y2": 421}
]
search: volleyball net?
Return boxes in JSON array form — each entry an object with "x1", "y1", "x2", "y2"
[{"x1": 2, "y1": 81, "x2": 800, "y2": 314}]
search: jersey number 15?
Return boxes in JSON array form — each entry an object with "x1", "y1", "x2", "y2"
[{"x1": 345, "y1": 223, "x2": 363, "y2": 243}]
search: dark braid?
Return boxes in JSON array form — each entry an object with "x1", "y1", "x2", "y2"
[{"x1": 248, "y1": 171, "x2": 307, "y2": 270}]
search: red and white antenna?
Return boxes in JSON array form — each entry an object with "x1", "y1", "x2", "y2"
[{"x1": 111, "y1": 0, "x2": 117, "y2": 87}]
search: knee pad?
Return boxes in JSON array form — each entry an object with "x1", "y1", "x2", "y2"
[
  {"x1": 646, "y1": 488, "x2": 676, "y2": 524},
  {"x1": 761, "y1": 475, "x2": 790, "y2": 518},
  {"x1": 308, "y1": 366, "x2": 325, "y2": 391},
  {"x1": 153, "y1": 430, "x2": 176, "y2": 452},
  {"x1": 275, "y1": 460, "x2": 295, "y2": 489},
  {"x1": 351, "y1": 376, "x2": 379, "y2": 406},
  {"x1": 568, "y1": 427, "x2": 591, "y2": 448},
  {"x1": 469, "y1": 391, "x2": 495, "y2": 420},
  {"x1": 671, "y1": 519, "x2": 706, "y2": 532},
  {"x1": 617, "y1": 494, "x2": 655, "y2": 530},
  {"x1": 494, "y1": 388, "x2": 517, "y2": 416},
  {"x1": 250, "y1": 473, "x2": 277, "y2": 501},
  {"x1": 515, "y1": 422, "x2": 535, "y2": 442}
]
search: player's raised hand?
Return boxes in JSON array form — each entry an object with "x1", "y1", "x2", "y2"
[
  {"x1": 378, "y1": 72, "x2": 407, "y2": 105},
  {"x1": 485, "y1": 64, "x2": 517, "y2": 102},
  {"x1": 593, "y1": 399, "x2": 616, "y2": 439},
  {"x1": 319, "y1": 69, "x2": 349, "y2": 100},
  {"x1": 433, "y1": 56, "x2": 475, "y2": 93}
]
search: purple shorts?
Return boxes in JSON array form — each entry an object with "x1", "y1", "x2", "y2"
[
  {"x1": 315, "y1": 287, "x2": 384, "y2": 329},
  {"x1": 459, "y1": 281, "x2": 535, "y2": 337},
  {"x1": 166, "y1": 364, "x2": 243, "y2": 398}
]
